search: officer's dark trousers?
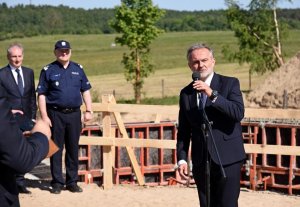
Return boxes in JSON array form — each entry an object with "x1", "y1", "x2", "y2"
[
  {"x1": 15, "y1": 173, "x2": 26, "y2": 187},
  {"x1": 48, "y1": 109, "x2": 81, "y2": 187},
  {"x1": 193, "y1": 159, "x2": 243, "y2": 207}
]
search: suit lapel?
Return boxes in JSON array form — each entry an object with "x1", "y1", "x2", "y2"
[
  {"x1": 210, "y1": 73, "x2": 222, "y2": 92},
  {"x1": 4, "y1": 66, "x2": 24, "y2": 96},
  {"x1": 6, "y1": 66, "x2": 19, "y2": 88},
  {"x1": 204, "y1": 73, "x2": 222, "y2": 107},
  {"x1": 186, "y1": 83, "x2": 198, "y2": 110}
]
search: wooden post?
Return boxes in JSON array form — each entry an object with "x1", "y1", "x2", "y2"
[
  {"x1": 162, "y1": 79, "x2": 165, "y2": 98},
  {"x1": 283, "y1": 89, "x2": 288, "y2": 109},
  {"x1": 102, "y1": 95, "x2": 114, "y2": 189}
]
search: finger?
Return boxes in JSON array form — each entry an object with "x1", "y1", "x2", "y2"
[{"x1": 184, "y1": 168, "x2": 188, "y2": 175}]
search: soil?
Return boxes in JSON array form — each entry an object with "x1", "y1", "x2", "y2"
[
  {"x1": 245, "y1": 52, "x2": 300, "y2": 109},
  {"x1": 19, "y1": 183, "x2": 300, "y2": 207}
]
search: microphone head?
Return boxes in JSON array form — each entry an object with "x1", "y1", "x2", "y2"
[{"x1": 192, "y1": 71, "x2": 201, "y2": 81}]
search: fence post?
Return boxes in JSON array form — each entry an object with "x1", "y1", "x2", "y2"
[
  {"x1": 162, "y1": 79, "x2": 165, "y2": 98},
  {"x1": 102, "y1": 94, "x2": 114, "y2": 189},
  {"x1": 283, "y1": 89, "x2": 288, "y2": 109}
]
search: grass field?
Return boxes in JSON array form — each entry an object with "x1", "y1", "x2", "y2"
[{"x1": 0, "y1": 31, "x2": 299, "y2": 102}]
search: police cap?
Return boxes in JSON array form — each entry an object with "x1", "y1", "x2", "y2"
[{"x1": 54, "y1": 40, "x2": 71, "y2": 50}]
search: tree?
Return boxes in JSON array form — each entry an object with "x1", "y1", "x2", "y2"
[
  {"x1": 223, "y1": 0, "x2": 291, "y2": 90},
  {"x1": 110, "y1": 0, "x2": 165, "y2": 103}
]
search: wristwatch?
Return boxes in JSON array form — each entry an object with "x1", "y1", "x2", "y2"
[
  {"x1": 210, "y1": 90, "x2": 218, "y2": 102},
  {"x1": 85, "y1": 110, "x2": 93, "y2": 114}
]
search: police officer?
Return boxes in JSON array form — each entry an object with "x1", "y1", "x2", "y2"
[{"x1": 37, "y1": 40, "x2": 93, "y2": 194}]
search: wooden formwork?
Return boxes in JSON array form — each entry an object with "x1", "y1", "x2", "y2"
[
  {"x1": 113, "y1": 122, "x2": 177, "y2": 185},
  {"x1": 79, "y1": 120, "x2": 300, "y2": 194},
  {"x1": 78, "y1": 126, "x2": 103, "y2": 184},
  {"x1": 78, "y1": 122, "x2": 179, "y2": 186},
  {"x1": 240, "y1": 122, "x2": 300, "y2": 195},
  {"x1": 78, "y1": 95, "x2": 300, "y2": 193}
]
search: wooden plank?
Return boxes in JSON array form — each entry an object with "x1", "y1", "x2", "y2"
[
  {"x1": 80, "y1": 137, "x2": 300, "y2": 156},
  {"x1": 79, "y1": 136, "x2": 114, "y2": 146},
  {"x1": 154, "y1": 114, "x2": 162, "y2": 123},
  {"x1": 110, "y1": 96, "x2": 146, "y2": 186},
  {"x1": 244, "y1": 108, "x2": 300, "y2": 119},
  {"x1": 85, "y1": 104, "x2": 300, "y2": 120},
  {"x1": 244, "y1": 144, "x2": 300, "y2": 156},
  {"x1": 80, "y1": 137, "x2": 176, "y2": 149},
  {"x1": 116, "y1": 138, "x2": 176, "y2": 149},
  {"x1": 87, "y1": 103, "x2": 178, "y2": 115},
  {"x1": 101, "y1": 95, "x2": 114, "y2": 189}
]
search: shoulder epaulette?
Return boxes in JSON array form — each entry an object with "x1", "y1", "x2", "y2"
[
  {"x1": 78, "y1": 64, "x2": 83, "y2": 69},
  {"x1": 43, "y1": 65, "x2": 49, "y2": 71}
]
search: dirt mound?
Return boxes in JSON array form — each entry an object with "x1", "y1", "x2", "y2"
[{"x1": 245, "y1": 52, "x2": 300, "y2": 109}]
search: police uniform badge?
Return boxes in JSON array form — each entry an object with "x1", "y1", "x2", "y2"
[{"x1": 43, "y1": 65, "x2": 49, "y2": 71}]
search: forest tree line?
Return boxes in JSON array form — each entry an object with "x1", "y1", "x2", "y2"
[{"x1": 0, "y1": 3, "x2": 300, "y2": 40}]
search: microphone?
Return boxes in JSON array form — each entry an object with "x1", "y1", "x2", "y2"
[
  {"x1": 192, "y1": 71, "x2": 203, "y2": 107},
  {"x1": 192, "y1": 71, "x2": 201, "y2": 81}
]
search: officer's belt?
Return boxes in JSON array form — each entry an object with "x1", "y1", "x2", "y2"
[{"x1": 47, "y1": 104, "x2": 80, "y2": 114}]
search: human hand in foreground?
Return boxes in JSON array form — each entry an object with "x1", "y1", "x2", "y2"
[
  {"x1": 178, "y1": 163, "x2": 189, "y2": 180},
  {"x1": 30, "y1": 119, "x2": 51, "y2": 140}
]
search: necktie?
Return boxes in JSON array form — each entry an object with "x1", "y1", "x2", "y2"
[
  {"x1": 16, "y1": 68, "x2": 24, "y2": 95},
  {"x1": 201, "y1": 93, "x2": 207, "y2": 108},
  {"x1": 198, "y1": 93, "x2": 206, "y2": 110}
]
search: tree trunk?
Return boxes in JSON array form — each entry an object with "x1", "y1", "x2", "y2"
[
  {"x1": 273, "y1": 6, "x2": 284, "y2": 66},
  {"x1": 135, "y1": 50, "x2": 141, "y2": 104},
  {"x1": 249, "y1": 69, "x2": 252, "y2": 91}
]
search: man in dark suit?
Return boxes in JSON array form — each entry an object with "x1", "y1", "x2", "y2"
[
  {"x1": 0, "y1": 43, "x2": 37, "y2": 194},
  {"x1": 176, "y1": 43, "x2": 246, "y2": 207},
  {"x1": 0, "y1": 83, "x2": 51, "y2": 207}
]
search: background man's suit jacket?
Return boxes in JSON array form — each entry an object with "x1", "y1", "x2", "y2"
[
  {"x1": 176, "y1": 73, "x2": 246, "y2": 166},
  {"x1": 0, "y1": 84, "x2": 49, "y2": 207},
  {"x1": 0, "y1": 65, "x2": 37, "y2": 120}
]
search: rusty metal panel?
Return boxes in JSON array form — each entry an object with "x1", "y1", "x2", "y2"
[{"x1": 241, "y1": 121, "x2": 300, "y2": 195}]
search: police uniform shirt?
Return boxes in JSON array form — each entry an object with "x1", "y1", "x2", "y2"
[{"x1": 37, "y1": 61, "x2": 91, "y2": 108}]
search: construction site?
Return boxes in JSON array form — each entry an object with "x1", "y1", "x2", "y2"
[
  {"x1": 74, "y1": 98, "x2": 300, "y2": 194},
  {"x1": 25, "y1": 52, "x2": 300, "y2": 206},
  {"x1": 75, "y1": 52, "x2": 300, "y2": 195}
]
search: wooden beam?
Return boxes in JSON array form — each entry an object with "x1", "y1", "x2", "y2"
[
  {"x1": 80, "y1": 137, "x2": 300, "y2": 156},
  {"x1": 101, "y1": 95, "x2": 114, "y2": 189},
  {"x1": 110, "y1": 96, "x2": 146, "y2": 186},
  {"x1": 244, "y1": 144, "x2": 300, "y2": 156},
  {"x1": 83, "y1": 103, "x2": 300, "y2": 120},
  {"x1": 244, "y1": 108, "x2": 300, "y2": 119},
  {"x1": 80, "y1": 137, "x2": 176, "y2": 149},
  {"x1": 86, "y1": 103, "x2": 178, "y2": 115}
]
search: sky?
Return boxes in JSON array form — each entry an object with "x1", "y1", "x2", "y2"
[{"x1": 1, "y1": 0, "x2": 300, "y2": 11}]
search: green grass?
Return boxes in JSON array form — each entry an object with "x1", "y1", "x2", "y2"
[
  {"x1": 1, "y1": 30, "x2": 299, "y2": 77},
  {"x1": 0, "y1": 31, "x2": 299, "y2": 103}
]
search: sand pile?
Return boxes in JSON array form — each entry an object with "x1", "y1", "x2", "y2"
[{"x1": 246, "y1": 52, "x2": 300, "y2": 109}]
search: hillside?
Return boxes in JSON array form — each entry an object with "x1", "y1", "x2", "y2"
[
  {"x1": 0, "y1": 3, "x2": 300, "y2": 40},
  {"x1": 246, "y1": 52, "x2": 300, "y2": 109}
]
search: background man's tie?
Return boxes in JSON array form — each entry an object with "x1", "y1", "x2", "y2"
[{"x1": 16, "y1": 68, "x2": 24, "y2": 95}]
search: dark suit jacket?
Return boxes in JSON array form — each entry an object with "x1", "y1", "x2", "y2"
[
  {"x1": 176, "y1": 73, "x2": 246, "y2": 166},
  {"x1": 0, "y1": 65, "x2": 37, "y2": 120},
  {"x1": 0, "y1": 84, "x2": 49, "y2": 207}
]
